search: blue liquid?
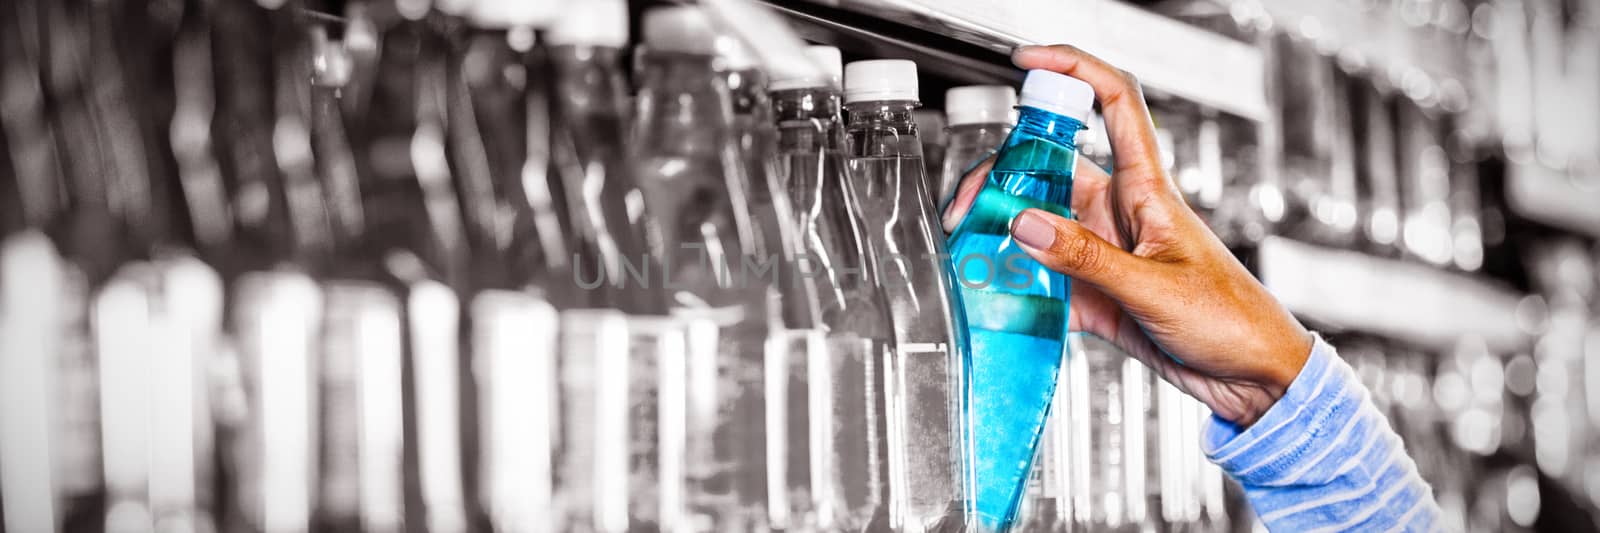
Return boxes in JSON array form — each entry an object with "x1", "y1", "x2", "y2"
[{"x1": 948, "y1": 119, "x2": 1080, "y2": 531}]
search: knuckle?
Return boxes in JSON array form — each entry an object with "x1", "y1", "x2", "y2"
[
  {"x1": 1117, "y1": 69, "x2": 1141, "y2": 90},
  {"x1": 1059, "y1": 228, "x2": 1105, "y2": 275}
]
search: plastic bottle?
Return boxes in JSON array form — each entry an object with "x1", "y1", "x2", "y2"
[
  {"x1": 439, "y1": 2, "x2": 571, "y2": 530},
  {"x1": 216, "y1": 4, "x2": 339, "y2": 532},
  {"x1": 945, "y1": 68, "x2": 1094, "y2": 531},
  {"x1": 302, "y1": 22, "x2": 412, "y2": 533},
  {"x1": 632, "y1": 7, "x2": 782, "y2": 530},
  {"x1": 717, "y1": 38, "x2": 835, "y2": 531},
  {"x1": 914, "y1": 110, "x2": 949, "y2": 201},
  {"x1": 770, "y1": 45, "x2": 896, "y2": 531},
  {"x1": 937, "y1": 86, "x2": 1017, "y2": 205},
  {"x1": 545, "y1": 2, "x2": 682, "y2": 530},
  {"x1": 0, "y1": 3, "x2": 70, "y2": 530},
  {"x1": 841, "y1": 58, "x2": 971, "y2": 533}
]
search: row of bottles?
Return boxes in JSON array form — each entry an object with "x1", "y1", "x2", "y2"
[{"x1": 0, "y1": 1, "x2": 1231, "y2": 533}]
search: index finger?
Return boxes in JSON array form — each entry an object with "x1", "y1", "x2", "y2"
[
  {"x1": 1012, "y1": 45, "x2": 1164, "y2": 178},
  {"x1": 940, "y1": 154, "x2": 1111, "y2": 234}
]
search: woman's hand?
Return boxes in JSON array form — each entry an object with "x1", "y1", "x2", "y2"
[{"x1": 943, "y1": 45, "x2": 1312, "y2": 427}]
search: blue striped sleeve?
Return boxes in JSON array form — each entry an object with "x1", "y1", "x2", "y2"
[{"x1": 1201, "y1": 335, "x2": 1444, "y2": 531}]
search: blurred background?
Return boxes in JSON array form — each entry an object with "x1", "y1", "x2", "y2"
[{"x1": 1, "y1": 0, "x2": 1597, "y2": 531}]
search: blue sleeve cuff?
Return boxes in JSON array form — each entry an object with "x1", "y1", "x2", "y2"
[{"x1": 1201, "y1": 334, "x2": 1362, "y2": 486}]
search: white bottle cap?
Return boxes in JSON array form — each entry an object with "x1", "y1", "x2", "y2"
[
  {"x1": 544, "y1": 0, "x2": 628, "y2": 48},
  {"x1": 843, "y1": 59, "x2": 919, "y2": 104},
  {"x1": 469, "y1": 0, "x2": 555, "y2": 28},
  {"x1": 945, "y1": 85, "x2": 1018, "y2": 127},
  {"x1": 434, "y1": 0, "x2": 474, "y2": 17},
  {"x1": 1018, "y1": 69, "x2": 1094, "y2": 123},
  {"x1": 642, "y1": 6, "x2": 716, "y2": 54},
  {"x1": 716, "y1": 35, "x2": 757, "y2": 71},
  {"x1": 770, "y1": 45, "x2": 842, "y2": 91}
]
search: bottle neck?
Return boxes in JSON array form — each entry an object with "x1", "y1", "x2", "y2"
[
  {"x1": 636, "y1": 50, "x2": 725, "y2": 103},
  {"x1": 991, "y1": 106, "x2": 1085, "y2": 178},
  {"x1": 309, "y1": 84, "x2": 367, "y2": 253},
  {"x1": 724, "y1": 68, "x2": 771, "y2": 121},
  {"x1": 774, "y1": 87, "x2": 843, "y2": 123},
  {"x1": 633, "y1": 50, "x2": 735, "y2": 169},
  {"x1": 947, "y1": 121, "x2": 1013, "y2": 135},
  {"x1": 843, "y1": 100, "x2": 918, "y2": 131},
  {"x1": 548, "y1": 45, "x2": 628, "y2": 117},
  {"x1": 842, "y1": 99, "x2": 923, "y2": 159},
  {"x1": 772, "y1": 87, "x2": 843, "y2": 153},
  {"x1": 1009, "y1": 106, "x2": 1083, "y2": 149}
]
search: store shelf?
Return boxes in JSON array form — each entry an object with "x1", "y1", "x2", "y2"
[
  {"x1": 759, "y1": 1, "x2": 1023, "y2": 87},
  {"x1": 1257, "y1": 236, "x2": 1532, "y2": 354},
  {"x1": 1507, "y1": 161, "x2": 1600, "y2": 240},
  {"x1": 769, "y1": 0, "x2": 1268, "y2": 121}
]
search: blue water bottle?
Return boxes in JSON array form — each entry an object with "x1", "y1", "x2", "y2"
[{"x1": 946, "y1": 68, "x2": 1095, "y2": 531}]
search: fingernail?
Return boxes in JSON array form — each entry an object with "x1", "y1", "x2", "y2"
[
  {"x1": 940, "y1": 196, "x2": 960, "y2": 230},
  {"x1": 942, "y1": 180, "x2": 979, "y2": 231},
  {"x1": 1011, "y1": 211, "x2": 1056, "y2": 249}
]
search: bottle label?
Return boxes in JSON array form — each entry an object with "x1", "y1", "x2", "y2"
[
  {"x1": 233, "y1": 270, "x2": 324, "y2": 533},
  {"x1": 663, "y1": 303, "x2": 772, "y2": 529},
  {"x1": 0, "y1": 233, "x2": 67, "y2": 532},
  {"x1": 809, "y1": 334, "x2": 887, "y2": 530},
  {"x1": 887, "y1": 341, "x2": 961, "y2": 528},
  {"x1": 627, "y1": 315, "x2": 687, "y2": 531},
  {"x1": 470, "y1": 289, "x2": 558, "y2": 533},
  {"x1": 149, "y1": 256, "x2": 224, "y2": 523},
  {"x1": 555, "y1": 308, "x2": 631, "y2": 532},
  {"x1": 58, "y1": 263, "x2": 101, "y2": 502},
  {"x1": 407, "y1": 281, "x2": 467, "y2": 533},
  {"x1": 767, "y1": 327, "x2": 827, "y2": 530},
  {"x1": 319, "y1": 280, "x2": 404, "y2": 531},
  {"x1": 94, "y1": 266, "x2": 157, "y2": 522}
]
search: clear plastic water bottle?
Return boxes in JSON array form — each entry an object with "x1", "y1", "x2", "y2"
[
  {"x1": 841, "y1": 58, "x2": 971, "y2": 533},
  {"x1": 0, "y1": 233, "x2": 70, "y2": 533},
  {"x1": 443, "y1": 2, "x2": 569, "y2": 531},
  {"x1": 546, "y1": 1, "x2": 668, "y2": 531},
  {"x1": 717, "y1": 39, "x2": 835, "y2": 530},
  {"x1": 945, "y1": 68, "x2": 1094, "y2": 531},
  {"x1": 771, "y1": 45, "x2": 896, "y2": 531},
  {"x1": 303, "y1": 25, "x2": 413, "y2": 533},
  {"x1": 1066, "y1": 335, "x2": 1146, "y2": 533},
  {"x1": 937, "y1": 86, "x2": 1017, "y2": 205},
  {"x1": 632, "y1": 7, "x2": 782, "y2": 530},
  {"x1": 914, "y1": 110, "x2": 949, "y2": 201}
]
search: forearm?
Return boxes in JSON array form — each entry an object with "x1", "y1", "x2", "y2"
[{"x1": 1203, "y1": 335, "x2": 1444, "y2": 531}]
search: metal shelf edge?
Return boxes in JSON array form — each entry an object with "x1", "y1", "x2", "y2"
[
  {"x1": 778, "y1": 0, "x2": 1269, "y2": 121},
  {"x1": 1258, "y1": 236, "x2": 1532, "y2": 354}
]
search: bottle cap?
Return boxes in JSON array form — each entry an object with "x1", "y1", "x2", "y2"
[
  {"x1": 434, "y1": 0, "x2": 474, "y2": 17},
  {"x1": 469, "y1": 0, "x2": 555, "y2": 28},
  {"x1": 545, "y1": 0, "x2": 627, "y2": 48},
  {"x1": 843, "y1": 59, "x2": 918, "y2": 104},
  {"x1": 945, "y1": 85, "x2": 1018, "y2": 126},
  {"x1": 770, "y1": 45, "x2": 842, "y2": 91},
  {"x1": 642, "y1": 6, "x2": 716, "y2": 54},
  {"x1": 1018, "y1": 69, "x2": 1094, "y2": 123},
  {"x1": 716, "y1": 35, "x2": 757, "y2": 71}
]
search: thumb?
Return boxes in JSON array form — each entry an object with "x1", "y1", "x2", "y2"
[
  {"x1": 1009, "y1": 208, "x2": 1155, "y2": 302},
  {"x1": 941, "y1": 155, "x2": 995, "y2": 232}
]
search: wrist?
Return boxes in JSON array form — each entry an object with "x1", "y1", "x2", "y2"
[
  {"x1": 1236, "y1": 329, "x2": 1314, "y2": 426},
  {"x1": 1265, "y1": 330, "x2": 1313, "y2": 394}
]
